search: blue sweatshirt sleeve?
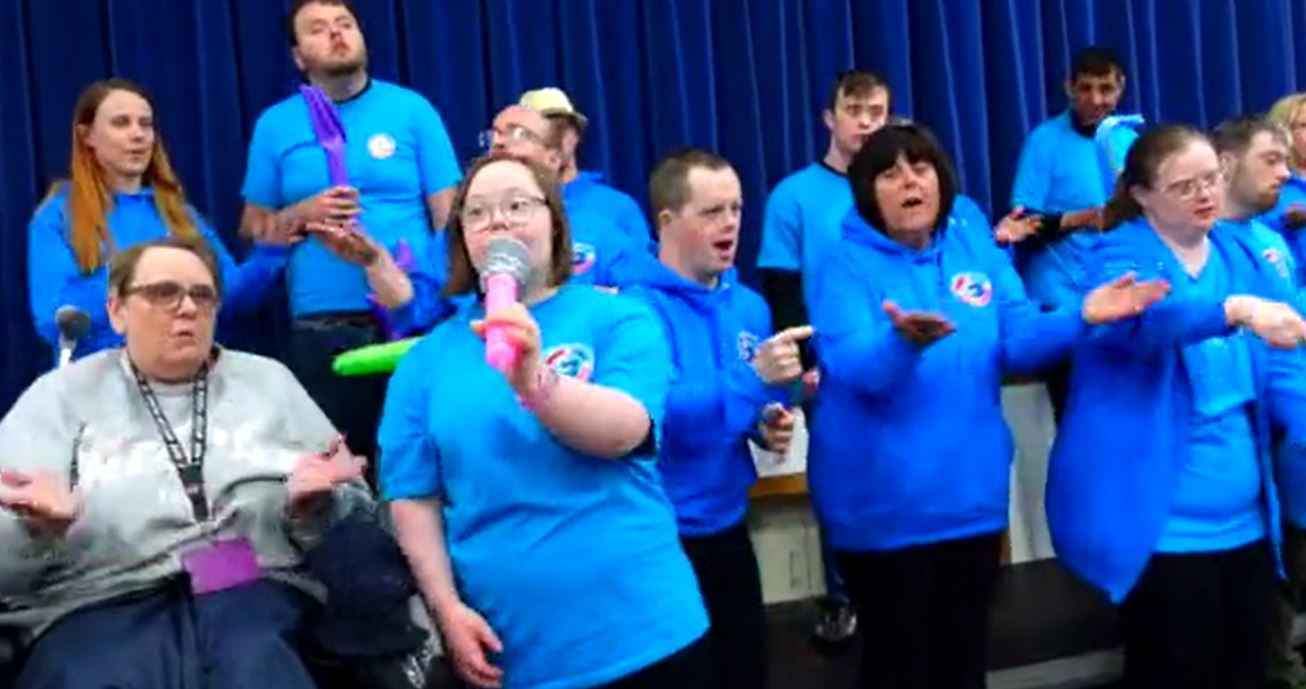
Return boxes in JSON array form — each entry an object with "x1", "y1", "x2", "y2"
[
  {"x1": 26, "y1": 199, "x2": 115, "y2": 349},
  {"x1": 1082, "y1": 236, "x2": 1232, "y2": 353},
  {"x1": 811, "y1": 249, "x2": 921, "y2": 396},
  {"x1": 194, "y1": 212, "x2": 287, "y2": 314},
  {"x1": 377, "y1": 338, "x2": 442, "y2": 500},
  {"x1": 1011, "y1": 129, "x2": 1052, "y2": 211},
  {"x1": 1267, "y1": 347, "x2": 1306, "y2": 444},
  {"x1": 992, "y1": 249, "x2": 1086, "y2": 374},
  {"x1": 384, "y1": 234, "x2": 454, "y2": 336}
]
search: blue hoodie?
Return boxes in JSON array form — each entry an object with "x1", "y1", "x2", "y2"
[
  {"x1": 623, "y1": 260, "x2": 785, "y2": 536},
  {"x1": 1047, "y1": 218, "x2": 1306, "y2": 602},
  {"x1": 26, "y1": 186, "x2": 288, "y2": 363},
  {"x1": 565, "y1": 171, "x2": 654, "y2": 253},
  {"x1": 808, "y1": 204, "x2": 1087, "y2": 552}
]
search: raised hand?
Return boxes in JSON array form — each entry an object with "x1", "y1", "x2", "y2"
[
  {"x1": 287, "y1": 436, "x2": 367, "y2": 516},
  {"x1": 994, "y1": 207, "x2": 1043, "y2": 244},
  {"x1": 759, "y1": 404, "x2": 797, "y2": 455},
  {"x1": 752, "y1": 325, "x2": 814, "y2": 385},
  {"x1": 882, "y1": 300, "x2": 955, "y2": 347},
  {"x1": 471, "y1": 303, "x2": 545, "y2": 397},
  {"x1": 303, "y1": 221, "x2": 382, "y2": 267},
  {"x1": 1226, "y1": 296, "x2": 1306, "y2": 349},
  {"x1": 1081, "y1": 273, "x2": 1171, "y2": 324},
  {"x1": 0, "y1": 469, "x2": 81, "y2": 538}
]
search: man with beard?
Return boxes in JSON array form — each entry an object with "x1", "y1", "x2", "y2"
[
  {"x1": 756, "y1": 70, "x2": 891, "y2": 652},
  {"x1": 238, "y1": 0, "x2": 462, "y2": 466},
  {"x1": 1213, "y1": 116, "x2": 1306, "y2": 689}
]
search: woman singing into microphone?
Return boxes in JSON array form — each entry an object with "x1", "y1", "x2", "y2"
[
  {"x1": 379, "y1": 153, "x2": 709, "y2": 689},
  {"x1": 26, "y1": 79, "x2": 292, "y2": 363},
  {"x1": 1048, "y1": 124, "x2": 1306, "y2": 689}
]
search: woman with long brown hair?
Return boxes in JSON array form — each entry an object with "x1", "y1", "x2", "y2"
[{"x1": 26, "y1": 78, "x2": 289, "y2": 362}]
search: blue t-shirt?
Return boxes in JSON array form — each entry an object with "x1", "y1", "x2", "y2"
[
  {"x1": 566, "y1": 201, "x2": 640, "y2": 289},
  {"x1": 242, "y1": 80, "x2": 461, "y2": 320},
  {"x1": 758, "y1": 162, "x2": 853, "y2": 307},
  {"x1": 1011, "y1": 111, "x2": 1112, "y2": 308},
  {"x1": 564, "y1": 171, "x2": 653, "y2": 252},
  {"x1": 26, "y1": 186, "x2": 287, "y2": 363},
  {"x1": 377, "y1": 285, "x2": 707, "y2": 689},
  {"x1": 1158, "y1": 247, "x2": 1265, "y2": 552}
]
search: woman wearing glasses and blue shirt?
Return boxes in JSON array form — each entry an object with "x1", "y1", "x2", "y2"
[
  {"x1": 26, "y1": 79, "x2": 288, "y2": 363},
  {"x1": 1047, "y1": 124, "x2": 1306, "y2": 689},
  {"x1": 381, "y1": 153, "x2": 708, "y2": 689}
]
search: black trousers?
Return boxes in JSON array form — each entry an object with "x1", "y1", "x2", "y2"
[
  {"x1": 1120, "y1": 540, "x2": 1277, "y2": 689},
  {"x1": 591, "y1": 637, "x2": 711, "y2": 689},
  {"x1": 836, "y1": 532, "x2": 1002, "y2": 689},
  {"x1": 680, "y1": 522, "x2": 768, "y2": 689},
  {"x1": 287, "y1": 317, "x2": 389, "y2": 469},
  {"x1": 1267, "y1": 525, "x2": 1306, "y2": 688}
]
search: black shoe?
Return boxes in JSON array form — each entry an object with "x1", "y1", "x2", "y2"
[{"x1": 810, "y1": 598, "x2": 857, "y2": 655}]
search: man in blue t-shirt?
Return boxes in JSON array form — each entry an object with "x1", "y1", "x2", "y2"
[
  {"x1": 756, "y1": 69, "x2": 893, "y2": 652},
  {"x1": 238, "y1": 0, "x2": 462, "y2": 464},
  {"x1": 1010, "y1": 46, "x2": 1127, "y2": 309},
  {"x1": 520, "y1": 87, "x2": 654, "y2": 252},
  {"x1": 483, "y1": 104, "x2": 640, "y2": 289}
]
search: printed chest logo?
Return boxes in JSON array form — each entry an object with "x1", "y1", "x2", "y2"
[
  {"x1": 950, "y1": 271, "x2": 992, "y2": 307},
  {"x1": 736, "y1": 331, "x2": 761, "y2": 363},
  {"x1": 1263, "y1": 247, "x2": 1292, "y2": 280},
  {"x1": 367, "y1": 133, "x2": 397, "y2": 160},
  {"x1": 543, "y1": 343, "x2": 595, "y2": 382},
  {"x1": 571, "y1": 242, "x2": 597, "y2": 275}
]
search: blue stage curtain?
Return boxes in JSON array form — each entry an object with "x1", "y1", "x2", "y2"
[{"x1": 3, "y1": 0, "x2": 1305, "y2": 412}]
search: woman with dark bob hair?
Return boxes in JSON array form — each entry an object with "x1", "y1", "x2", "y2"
[
  {"x1": 807, "y1": 123, "x2": 1170, "y2": 689},
  {"x1": 1048, "y1": 124, "x2": 1306, "y2": 689}
]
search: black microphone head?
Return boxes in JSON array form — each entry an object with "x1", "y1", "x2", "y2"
[
  {"x1": 481, "y1": 236, "x2": 534, "y2": 289},
  {"x1": 55, "y1": 306, "x2": 91, "y2": 341}
]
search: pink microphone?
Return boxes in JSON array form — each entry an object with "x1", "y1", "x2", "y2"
[{"x1": 482, "y1": 237, "x2": 533, "y2": 372}]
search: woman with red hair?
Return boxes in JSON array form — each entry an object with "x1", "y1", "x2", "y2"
[{"x1": 26, "y1": 79, "x2": 290, "y2": 362}]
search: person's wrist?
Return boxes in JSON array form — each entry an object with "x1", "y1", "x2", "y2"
[
  {"x1": 1225, "y1": 296, "x2": 1255, "y2": 327},
  {"x1": 518, "y1": 364, "x2": 560, "y2": 410}
]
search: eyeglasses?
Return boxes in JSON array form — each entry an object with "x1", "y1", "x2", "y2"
[
  {"x1": 460, "y1": 195, "x2": 547, "y2": 232},
  {"x1": 122, "y1": 281, "x2": 220, "y2": 312},
  {"x1": 478, "y1": 126, "x2": 544, "y2": 151},
  {"x1": 1162, "y1": 171, "x2": 1223, "y2": 200}
]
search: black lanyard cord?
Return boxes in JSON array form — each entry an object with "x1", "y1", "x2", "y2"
[{"x1": 130, "y1": 360, "x2": 210, "y2": 523}]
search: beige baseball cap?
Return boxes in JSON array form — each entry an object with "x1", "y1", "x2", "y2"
[{"x1": 519, "y1": 87, "x2": 588, "y2": 129}]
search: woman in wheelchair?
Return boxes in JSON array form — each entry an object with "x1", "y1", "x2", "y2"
[{"x1": 0, "y1": 236, "x2": 371, "y2": 689}]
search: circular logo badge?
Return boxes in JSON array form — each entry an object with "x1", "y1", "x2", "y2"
[
  {"x1": 543, "y1": 343, "x2": 595, "y2": 382},
  {"x1": 571, "y1": 242, "x2": 597, "y2": 275},
  {"x1": 367, "y1": 133, "x2": 397, "y2": 160},
  {"x1": 950, "y1": 271, "x2": 993, "y2": 307},
  {"x1": 737, "y1": 331, "x2": 761, "y2": 362}
]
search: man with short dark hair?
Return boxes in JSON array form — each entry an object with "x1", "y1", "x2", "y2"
[
  {"x1": 238, "y1": 0, "x2": 462, "y2": 465},
  {"x1": 1011, "y1": 46, "x2": 1127, "y2": 309},
  {"x1": 625, "y1": 148, "x2": 807, "y2": 689},
  {"x1": 520, "y1": 87, "x2": 654, "y2": 251},
  {"x1": 484, "y1": 104, "x2": 640, "y2": 288},
  {"x1": 1213, "y1": 115, "x2": 1306, "y2": 689}
]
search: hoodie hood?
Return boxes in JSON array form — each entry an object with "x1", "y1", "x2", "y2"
[
  {"x1": 840, "y1": 208, "x2": 945, "y2": 264},
  {"x1": 623, "y1": 255, "x2": 742, "y2": 303}
]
